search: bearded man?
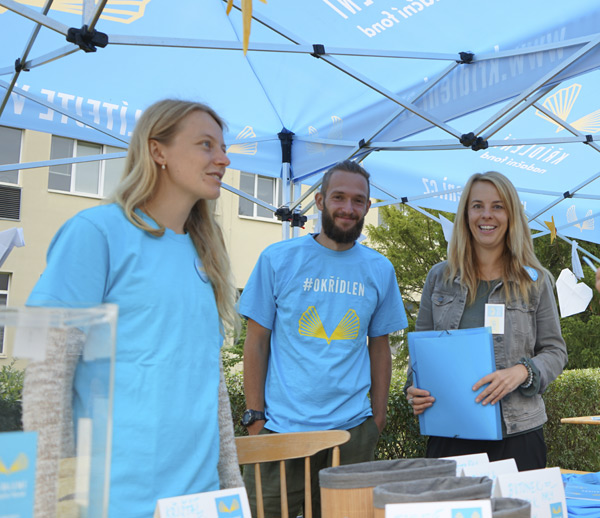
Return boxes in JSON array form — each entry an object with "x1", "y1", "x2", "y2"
[{"x1": 239, "y1": 160, "x2": 408, "y2": 518}]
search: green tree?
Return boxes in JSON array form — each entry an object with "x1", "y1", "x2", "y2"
[
  {"x1": 533, "y1": 235, "x2": 600, "y2": 369},
  {"x1": 366, "y1": 204, "x2": 600, "y2": 370},
  {"x1": 366, "y1": 205, "x2": 451, "y2": 367},
  {"x1": 222, "y1": 318, "x2": 247, "y2": 371},
  {"x1": 0, "y1": 360, "x2": 24, "y2": 431}
]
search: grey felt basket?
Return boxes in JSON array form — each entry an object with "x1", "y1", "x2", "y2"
[
  {"x1": 372, "y1": 476, "x2": 493, "y2": 510},
  {"x1": 491, "y1": 497, "x2": 531, "y2": 518},
  {"x1": 319, "y1": 458, "x2": 457, "y2": 518},
  {"x1": 319, "y1": 458, "x2": 457, "y2": 489}
]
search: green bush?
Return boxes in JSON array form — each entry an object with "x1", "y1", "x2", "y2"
[
  {"x1": 544, "y1": 368, "x2": 600, "y2": 472},
  {"x1": 560, "y1": 316, "x2": 600, "y2": 369},
  {"x1": 376, "y1": 372, "x2": 426, "y2": 460},
  {"x1": 224, "y1": 365, "x2": 600, "y2": 471},
  {"x1": 0, "y1": 360, "x2": 24, "y2": 432},
  {"x1": 225, "y1": 370, "x2": 247, "y2": 438}
]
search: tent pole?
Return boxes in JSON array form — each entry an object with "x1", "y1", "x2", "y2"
[
  {"x1": 281, "y1": 162, "x2": 291, "y2": 241},
  {"x1": 0, "y1": 0, "x2": 53, "y2": 119}
]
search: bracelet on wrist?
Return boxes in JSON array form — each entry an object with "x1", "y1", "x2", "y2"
[{"x1": 517, "y1": 358, "x2": 533, "y2": 389}]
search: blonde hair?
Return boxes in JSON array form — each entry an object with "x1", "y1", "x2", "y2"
[
  {"x1": 446, "y1": 171, "x2": 545, "y2": 304},
  {"x1": 113, "y1": 99, "x2": 239, "y2": 332}
]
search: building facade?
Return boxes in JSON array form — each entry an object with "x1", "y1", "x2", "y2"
[{"x1": 0, "y1": 126, "x2": 379, "y2": 365}]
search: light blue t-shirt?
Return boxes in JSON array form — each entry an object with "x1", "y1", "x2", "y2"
[
  {"x1": 239, "y1": 234, "x2": 408, "y2": 432},
  {"x1": 28, "y1": 204, "x2": 222, "y2": 518}
]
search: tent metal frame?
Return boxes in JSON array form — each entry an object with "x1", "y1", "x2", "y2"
[{"x1": 1, "y1": 0, "x2": 600, "y2": 248}]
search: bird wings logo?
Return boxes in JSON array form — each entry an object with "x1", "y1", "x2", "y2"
[
  {"x1": 298, "y1": 306, "x2": 359, "y2": 344},
  {"x1": 550, "y1": 502, "x2": 564, "y2": 517},
  {"x1": 306, "y1": 116, "x2": 344, "y2": 155},
  {"x1": 535, "y1": 84, "x2": 600, "y2": 133},
  {"x1": 0, "y1": 1, "x2": 150, "y2": 23},
  {"x1": 566, "y1": 204, "x2": 595, "y2": 232},
  {"x1": 451, "y1": 508, "x2": 482, "y2": 518},
  {"x1": 227, "y1": 126, "x2": 258, "y2": 156},
  {"x1": 215, "y1": 494, "x2": 243, "y2": 517},
  {"x1": 0, "y1": 453, "x2": 29, "y2": 475}
]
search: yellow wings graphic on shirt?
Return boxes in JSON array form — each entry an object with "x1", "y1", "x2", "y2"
[
  {"x1": 298, "y1": 307, "x2": 360, "y2": 344},
  {"x1": 218, "y1": 499, "x2": 240, "y2": 513},
  {"x1": 0, "y1": 453, "x2": 28, "y2": 475}
]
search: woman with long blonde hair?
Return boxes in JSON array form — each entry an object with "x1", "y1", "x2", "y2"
[
  {"x1": 28, "y1": 99, "x2": 242, "y2": 517},
  {"x1": 406, "y1": 171, "x2": 567, "y2": 470}
]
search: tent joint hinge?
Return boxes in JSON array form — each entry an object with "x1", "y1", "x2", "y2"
[
  {"x1": 460, "y1": 132, "x2": 488, "y2": 151},
  {"x1": 584, "y1": 134, "x2": 594, "y2": 144},
  {"x1": 563, "y1": 191, "x2": 573, "y2": 199},
  {"x1": 275, "y1": 206, "x2": 307, "y2": 228},
  {"x1": 66, "y1": 25, "x2": 109, "y2": 53},
  {"x1": 457, "y1": 51, "x2": 474, "y2": 64},
  {"x1": 311, "y1": 44, "x2": 326, "y2": 58},
  {"x1": 14, "y1": 58, "x2": 30, "y2": 73}
]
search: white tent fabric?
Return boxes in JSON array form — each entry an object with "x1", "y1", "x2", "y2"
[{"x1": 2, "y1": 0, "x2": 600, "y2": 251}]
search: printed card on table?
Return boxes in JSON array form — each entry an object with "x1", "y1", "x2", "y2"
[
  {"x1": 462, "y1": 458, "x2": 518, "y2": 495},
  {"x1": 154, "y1": 486, "x2": 250, "y2": 518},
  {"x1": 385, "y1": 499, "x2": 492, "y2": 518},
  {"x1": 496, "y1": 467, "x2": 566, "y2": 518},
  {"x1": 442, "y1": 453, "x2": 490, "y2": 476},
  {"x1": 0, "y1": 431, "x2": 38, "y2": 518}
]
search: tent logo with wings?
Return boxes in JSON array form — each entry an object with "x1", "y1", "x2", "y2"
[
  {"x1": 227, "y1": 126, "x2": 258, "y2": 156},
  {"x1": 299, "y1": 307, "x2": 360, "y2": 344},
  {"x1": 0, "y1": 452, "x2": 29, "y2": 475},
  {"x1": 306, "y1": 116, "x2": 344, "y2": 155},
  {"x1": 0, "y1": 1, "x2": 150, "y2": 24},
  {"x1": 566, "y1": 204, "x2": 595, "y2": 232},
  {"x1": 535, "y1": 84, "x2": 600, "y2": 133}
]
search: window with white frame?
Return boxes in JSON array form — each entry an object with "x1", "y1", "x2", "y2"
[
  {"x1": 49, "y1": 136, "x2": 126, "y2": 198},
  {"x1": 0, "y1": 273, "x2": 9, "y2": 355},
  {"x1": 238, "y1": 172, "x2": 282, "y2": 220},
  {"x1": 0, "y1": 126, "x2": 22, "y2": 185}
]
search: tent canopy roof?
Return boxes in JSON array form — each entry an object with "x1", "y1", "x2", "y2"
[{"x1": 2, "y1": 0, "x2": 600, "y2": 249}]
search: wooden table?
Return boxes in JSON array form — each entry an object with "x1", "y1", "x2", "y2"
[{"x1": 561, "y1": 416, "x2": 600, "y2": 425}]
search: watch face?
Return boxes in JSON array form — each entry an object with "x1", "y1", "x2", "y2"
[{"x1": 241, "y1": 410, "x2": 253, "y2": 426}]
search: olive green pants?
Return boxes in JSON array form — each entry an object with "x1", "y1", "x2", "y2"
[{"x1": 242, "y1": 416, "x2": 380, "y2": 518}]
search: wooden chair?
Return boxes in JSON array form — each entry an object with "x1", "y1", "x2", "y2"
[{"x1": 235, "y1": 430, "x2": 351, "y2": 518}]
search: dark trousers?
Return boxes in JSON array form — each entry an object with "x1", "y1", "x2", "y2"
[
  {"x1": 242, "y1": 416, "x2": 380, "y2": 518},
  {"x1": 426, "y1": 427, "x2": 547, "y2": 471}
]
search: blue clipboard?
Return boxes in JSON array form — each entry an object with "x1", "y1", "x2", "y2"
[{"x1": 408, "y1": 327, "x2": 502, "y2": 441}]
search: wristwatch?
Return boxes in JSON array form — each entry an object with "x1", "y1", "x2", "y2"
[{"x1": 241, "y1": 409, "x2": 266, "y2": 427}]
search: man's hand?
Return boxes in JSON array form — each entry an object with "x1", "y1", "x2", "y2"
[
  {"x1": 246, "y1": 420, "x2": 265, "y2": 436},
  {"x1": 243, "y1": 319, "x2": 271, "y2": 436},
  {"x1": 369, "y1": 335, "x2": 391, "y2": 434},
  {"x1": 373, "y1": 413, "x2": 386, "y2": 433}
]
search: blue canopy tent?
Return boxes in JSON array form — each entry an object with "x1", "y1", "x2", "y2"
[{"x1": 2, "y1": 0, "x2": 600, "y2": 258}]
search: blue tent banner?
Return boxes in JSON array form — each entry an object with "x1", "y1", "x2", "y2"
[{"x1": 2, "y1": 0, "x2": 600, "y2": 246}]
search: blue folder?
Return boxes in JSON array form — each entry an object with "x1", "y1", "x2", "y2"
[{"x1": 408, "y1": 327, "x2": 502, "y2": 441}]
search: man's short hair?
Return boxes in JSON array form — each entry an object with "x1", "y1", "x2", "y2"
[{"x1": 320, "y1": 159, "x2": 371, "y2": 198}]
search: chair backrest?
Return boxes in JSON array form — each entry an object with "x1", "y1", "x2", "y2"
[{"x1": 236, "y1": 430, "x2": 351, "y2": 518}]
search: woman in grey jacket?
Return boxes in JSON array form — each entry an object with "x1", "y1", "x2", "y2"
[{"x1": 406, "y1": 171, "x2": 567, "y2": 470}]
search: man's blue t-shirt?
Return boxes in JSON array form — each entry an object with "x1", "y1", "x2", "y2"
[
  {"x1": 239, "y1": 234, "x2": 407, "y2": 432},
  {"x1": 28, "y1": 204, "x2": 222, "y2": 518}
]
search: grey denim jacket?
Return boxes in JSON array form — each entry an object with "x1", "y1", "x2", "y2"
[{"x1": 413, "y1": 261, "x2": 568, "y2": 435}]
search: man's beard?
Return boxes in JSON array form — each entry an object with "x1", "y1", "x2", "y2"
[{"x1": 321, "y1": 201, "x2": 365, "y2": 244}]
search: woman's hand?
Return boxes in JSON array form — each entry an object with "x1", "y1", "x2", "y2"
[
  {"x1": 473, "y1": 364, "x2": 528, "y2": 406},
  {"x1": 406, "y1": 385, "x2": 435, "y2": 415}
]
